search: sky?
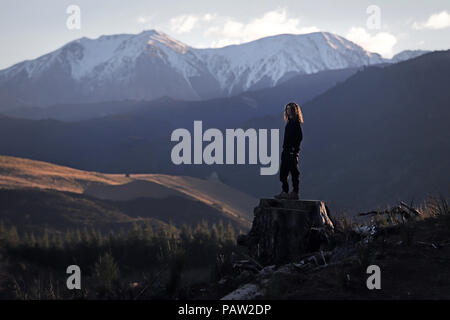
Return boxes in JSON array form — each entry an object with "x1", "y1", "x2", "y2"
[{"x1": 0, "y1": 0, "x2": 449, "y2": 69}]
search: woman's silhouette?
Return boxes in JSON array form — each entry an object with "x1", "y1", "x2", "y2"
[{"x1": 275, "y1": 102, "x2": 303, "y2": 200}]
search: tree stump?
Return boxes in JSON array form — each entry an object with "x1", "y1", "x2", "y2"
[{"x1": 237, "y1": 199, "x2": 334, "y2": 265}]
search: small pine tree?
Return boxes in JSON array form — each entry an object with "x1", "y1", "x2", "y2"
[
  {"x1": 193, "y1": 220, "x2": 210, "y2": 245},
  {"x1": 180, "y1": 224, "x2": 192, "y2": 245},
  {"x1": 81, "y1": 227, "x2": 91, "y2": 244},
  {"x1": 74, "y1": 229, "x2": 82, "y2": 243},
  {"x1": 199, "y1": 219, "x2": 210, "y2": 235},
  {"x1": 128, "y1": 222, "x2": 143, "y2": 242},
  {"x1": 211, "y1": 223, "x2": 219, "y2": 243},
  {"x1": 89, "y1": 227, "x2": 99, "y2": 244},
  {"x1": 54, "y1": 233, "x2": 64, "y2": 249},
  {"x1": 64, "y1": 230, "x2": 73, "y2": 247},
  {"x1": 8, "y1": 226, "x2": 20, "y2": 247},
  {"x1": 40, "y1": 228, "x2": 50, "y2": 248},
  {"x1": 143, "y1": 220, "x2": 154, "y2": 241},
  {"x1": 96, "y1": 231, "x2": 104, "y2": 246},
  {"x1": 22, "y1": 232, "x2": 30, "y2": 246},
  {"x1": 217, "y1": 220, "x2": 225, "y2": 242},
  {"x1": 117, "y1": 227, "x2": 126, "y2": 241},
  {"x1": 30, "y1": 232, "x2": 37, "y2": 247},
  {"x1": 225, "y1": 223, "x2": 236, "y2": 243},
  {"x1": 94, "y1": 252, "x2": 121, "y2": 298}
]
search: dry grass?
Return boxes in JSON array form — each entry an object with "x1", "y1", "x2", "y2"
[
  {"x1": 0, "y1": 155, "x2": 129, "y2": 193},
  {"x1": 0, "y1": 155, "x2": 254, "y2": 227},
  {"x1": 135, "y1": 174, "x2": 255, "y2": 224}
]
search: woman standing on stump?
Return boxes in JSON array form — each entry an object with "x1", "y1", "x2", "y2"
[{"x1": 275, "y1": 102, "x2": 303, "y2": 200}]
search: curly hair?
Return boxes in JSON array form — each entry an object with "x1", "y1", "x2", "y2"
[{"x1": 283, "y1": 102, "x2": 304, "y2": 123}]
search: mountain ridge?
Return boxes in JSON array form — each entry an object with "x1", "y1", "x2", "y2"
[{"x1": 0, "y1": 30, "x2": 387, "y2": 107}]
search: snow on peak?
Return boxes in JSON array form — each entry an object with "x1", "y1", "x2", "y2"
[
  {"x1": 63, "y1": 30, "x2": 193, "y2": 80},
  {"x1": 391, "y1": 50, "x2": 430, "y2": 63},
  {"x1": 0, "y1": 30, "x2": 425, "y2": 105},
  {"x1": 194, "y1": 31, "x2": 384, "y2": 93}
]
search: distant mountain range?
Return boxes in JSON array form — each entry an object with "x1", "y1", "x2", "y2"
[
  {"x1": 1, "y1": 67, "x2": 358, "y2": 121},
  {"x1": 391, "y1": 50, "x2": 430, "y2": 63},
  {"x1": 0, "y1": 30, "x2": 428, "y2": 108}
]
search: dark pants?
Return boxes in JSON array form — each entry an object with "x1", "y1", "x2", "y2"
[{"x1": 279, "y1": 150, "x2": 300, "y2": 193}]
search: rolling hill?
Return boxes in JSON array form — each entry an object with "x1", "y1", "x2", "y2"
[{"x1": 0, "y1": 156, "x2": 256, "y2": 232}]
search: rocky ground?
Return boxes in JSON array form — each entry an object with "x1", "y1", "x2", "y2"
[{"x1": 193, "y1": 198, "x2": 450, "y2": 300}]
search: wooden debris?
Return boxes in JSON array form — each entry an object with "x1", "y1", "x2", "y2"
[{"x1": 358, "y1": 202, "x2": 422, "y2": 220}]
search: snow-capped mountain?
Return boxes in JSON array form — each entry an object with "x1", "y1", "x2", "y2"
[
  {"x1": 391, "y1": 50, "x2": 430, "y2": 63},
  {"x1": 0, "y1": 30, "x2": 391, "y2": 107},
  {"x1": 0, "y1": 30, "x2": 211, "y2": 106},
  {"x1": 197, "y1": 32, "x2": 384, "y2": 95}
]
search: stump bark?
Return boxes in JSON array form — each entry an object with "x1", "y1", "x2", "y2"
[{"x1": 237, "y1": 199, "x2": 334, "y2": 265}]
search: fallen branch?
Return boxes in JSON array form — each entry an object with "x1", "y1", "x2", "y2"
[
  {"x1": 399, "y1": 201, "x2": 422, "y2": 217},
  {"x1": 358, "y1": 202, "x2": 421, "y2": 220}
]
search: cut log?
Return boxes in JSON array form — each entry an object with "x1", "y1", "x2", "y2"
[{"x1": 237, "y1": 199, "x2": 334, "y2": 265}]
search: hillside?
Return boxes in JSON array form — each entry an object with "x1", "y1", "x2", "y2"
[
  {"x1": 0, "y1": 188, "x2": 169, "y2": 234},
  {"x1": 298, "y1": 50, "x2": 450, "y2": 211},
  {"x1": 0, "y1": 156, "x2": 256, "y2": 231},
  {"x1": 0, "y1": 154, "x2": 128, "y2": 192},
  {"x1": 0, "y1": 67, "x2": 358, "y2": 121},
  {"x1": 211, "y1": 50, "x2": 450, "y2": 212}
]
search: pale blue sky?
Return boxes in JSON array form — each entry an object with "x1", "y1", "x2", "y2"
[{"x1": 0, "y1": 0, "x2": 449, "y2": 69}]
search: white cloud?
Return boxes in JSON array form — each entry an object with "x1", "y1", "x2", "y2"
[
  {"x1": 413, "y1": 11, "x2": 450, "y2": 30},
  {"x1": 203, "y1": 8, "x2": 318, "y2": 47},
  {"x1": 164, "y1": 8, "x2": 318, "y2": 48},
  {"x1": 346, "y1": 27, "x2": 397, "y2": 58},
  {"x1": 170, "y1": 15, "x2": 199, "y2": 34}
]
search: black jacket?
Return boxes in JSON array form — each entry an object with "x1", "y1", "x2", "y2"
[{"x1": 282, "y1": 118, "x2": 302, "y2": 154}]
